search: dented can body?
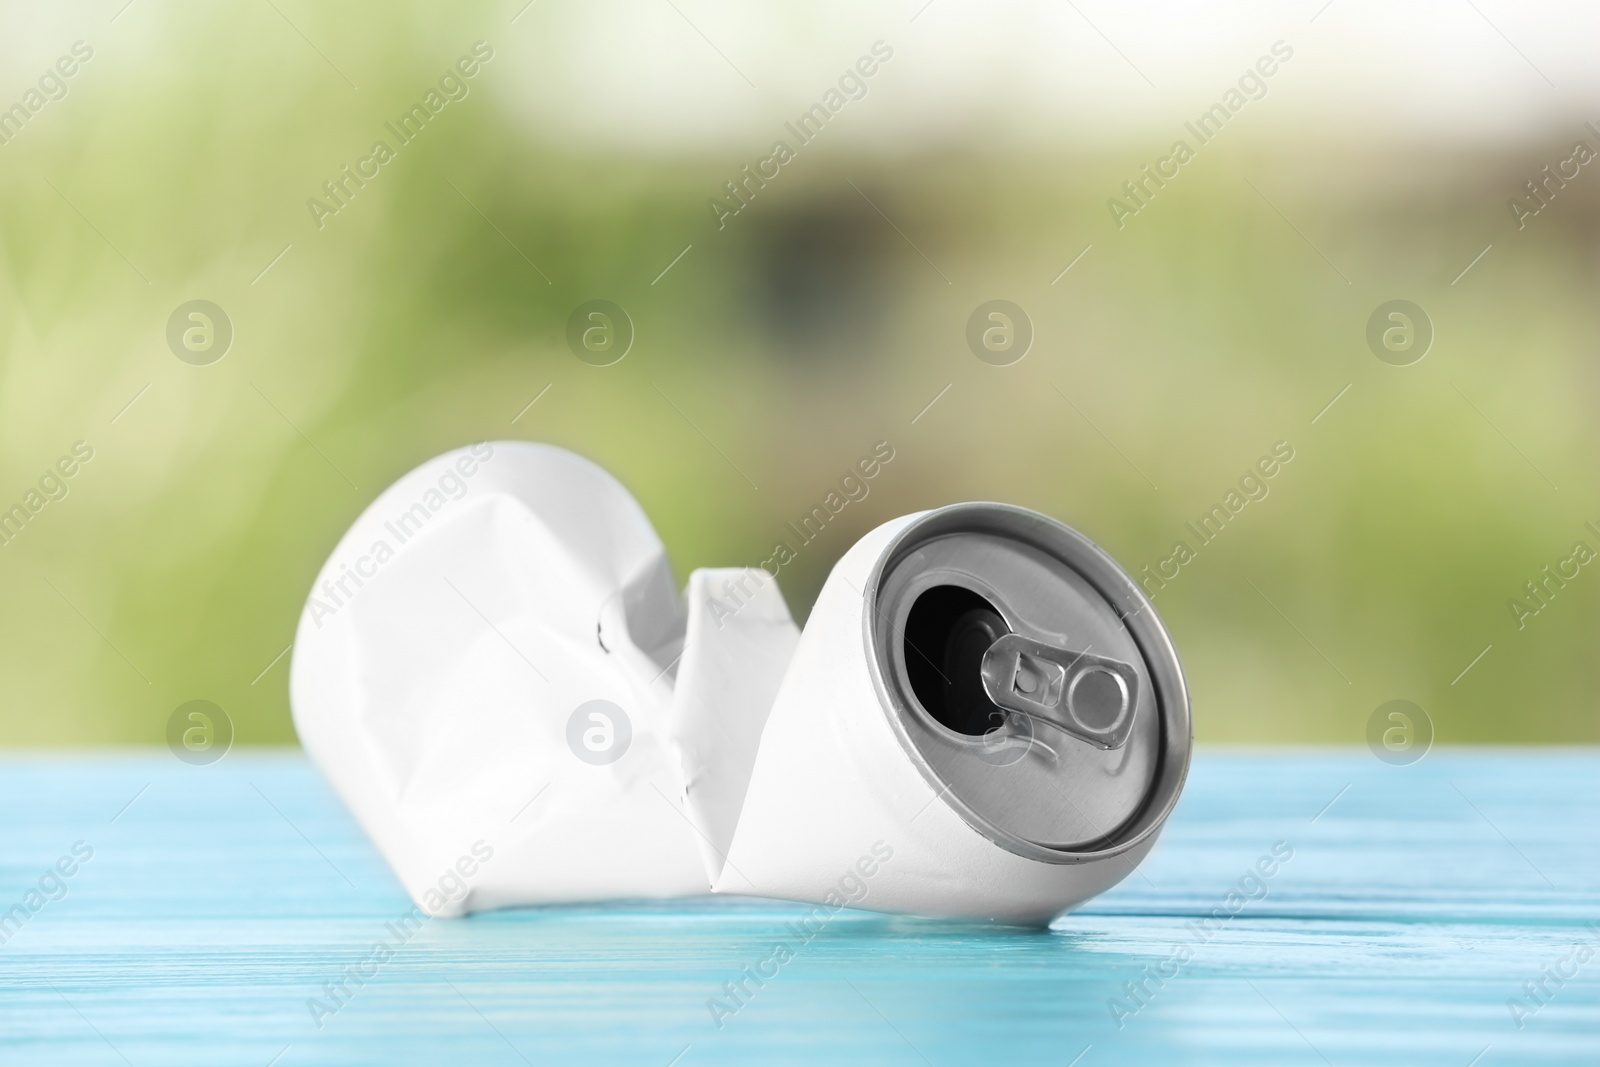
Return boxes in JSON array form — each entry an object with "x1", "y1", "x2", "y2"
[{"x1": 293, "y1": 438, "x2": 1189, "y2": 926}]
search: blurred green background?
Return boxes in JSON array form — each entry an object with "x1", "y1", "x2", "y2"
[{"x1": 0, "y1": 1, "x2": 1595, "y2": 746}]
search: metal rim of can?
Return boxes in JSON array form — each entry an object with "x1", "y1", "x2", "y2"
[{"x1": 861, "y1": 502, "x2": 1192, "y2": 866}]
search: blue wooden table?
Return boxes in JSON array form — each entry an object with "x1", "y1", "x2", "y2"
[{"x1": 2, "y1": 750, "x2": 1595, "y2": 1065}]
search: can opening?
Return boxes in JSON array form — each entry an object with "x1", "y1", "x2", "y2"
[{"x1": 903, "y1": 585, "x2": 1010, "y2": 737}]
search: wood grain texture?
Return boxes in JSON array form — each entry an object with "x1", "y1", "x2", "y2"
[{"x1": 0, "y1": 749, "x2": 1595, "y2": 1065}]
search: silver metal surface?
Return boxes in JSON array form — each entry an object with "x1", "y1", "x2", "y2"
[
  {"x1": 979, "y1": 633, "x2": 1140, "y2": 750},
  {"x1": 862, "y1": 503, "x2": 1191, "y2": 863}
]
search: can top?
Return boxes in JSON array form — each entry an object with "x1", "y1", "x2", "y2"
[{"x1": 863, "y1": 504, "x2": 1190, "y2": 864}]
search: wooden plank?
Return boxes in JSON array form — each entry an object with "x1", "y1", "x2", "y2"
[{"x1": 0, "y1": 750, "x2": 1595, "y2": 1065}]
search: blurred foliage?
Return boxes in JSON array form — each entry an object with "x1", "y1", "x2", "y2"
[{"x1": 0, "y1": 3, "x2": 1596, "y2": 746}]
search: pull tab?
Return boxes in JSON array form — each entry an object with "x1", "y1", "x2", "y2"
[{"x1": 978, "y1": 633, "x2": 1139, "y2": 750}]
